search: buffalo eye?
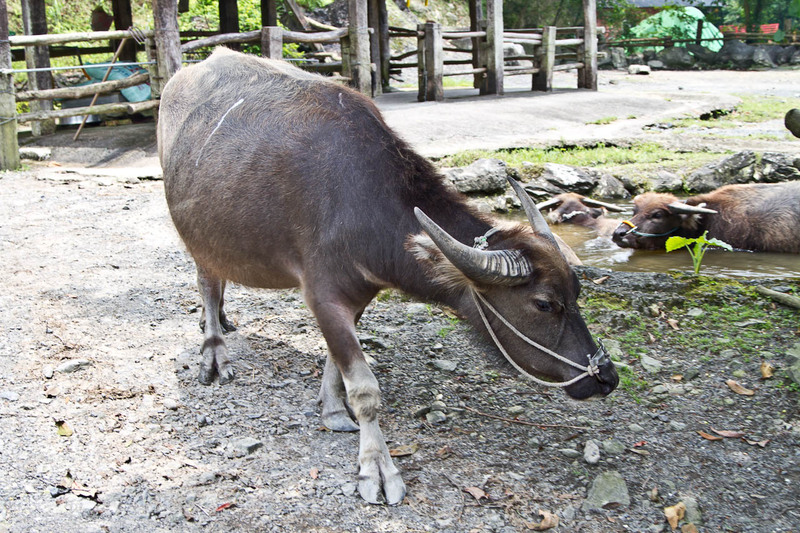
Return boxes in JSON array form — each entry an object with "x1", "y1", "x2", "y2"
[
  {"x1": 650, "y1": 211, "x2": 664, "y2": 220},
  {"x1": 534, "y1": 299, "x2": 554, "y2": 313}
]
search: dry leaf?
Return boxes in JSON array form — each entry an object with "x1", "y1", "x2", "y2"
[
  {"x1": 527, "y1": 509, "x2": 559, "y2": 530},
  {"x1": 667, "y1": 318, "x2": 679, "y2": 330},
  {"x1": 389, "y1": 443, "x2": 419, "y2": 457},
  {"x1": 697, "y1": 430, "x2": 722, "y2": 441},
  {"x1": 435, "y1": 445, "x2": 452, "y2": 458},
  {"x1": 760, "y1": 362, "x2": 774, "y2": 379},
  {"x1": 309, "y1": 468, "x2": 319, "y2": 479},
  {"x1": 55, "y1": 420, "x2": 73, "y2": 437},
  {"x1": 726, "y1": 380, "x2": 755, "y2": 396},
  {"x1": 648, "y1": 333, "x2": 656, "y2": 343},
  {"x1": 215, "y1": 502, "x2": 234, "y2": 512},
  {"x1": 591, "y1": 275, "x2": 609, "y2": 285},
  {"x1": 664, "y1": 502, "x2": 686, "y2": 529},
  {"x1": 711, "y1": 428, "x2": 745, "y2": 438},
  {"x1": 681, "y1": 524, "x2": 698, "y2": 533},
  {"x1": 632, "y1": 440, "x2": 647, "y2": 447},
  {"x1": 671, "y1": 374, "x2": 683, "y2": 382},
  {"x1": 463, "y1": 486, "x2": 488, "y2": 501},
  {"x1": 743, "y1": 438, "x2": 770, "y2": 447}
]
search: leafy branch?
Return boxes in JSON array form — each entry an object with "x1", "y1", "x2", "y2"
[{"x1": 665, "y1": 231, "x2": 732, "y2": 275}]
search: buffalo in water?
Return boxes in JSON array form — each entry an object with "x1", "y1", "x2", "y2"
[
  {"x1": 158, "y1": 48, "x2": 617, "y2": 505},
  {"x1": 612, "y1": 182, "x2": 800, "y2": 253},
  {"x1": 537, "y1": 193, "x2": 626, "y2": 237}
]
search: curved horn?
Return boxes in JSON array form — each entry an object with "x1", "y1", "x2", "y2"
[
  {"x1": 507, "y1": 176, "x2": 559, "y2": 249},
  {"x1": 535, "y1": 197, "x2": 563, "y2": 210},
  {"x1": 667, "y1": 202, "x2": 718, "y2": 215},
  {"x1": 582, "y1": 197, "x2": 626, "y2": 212},
  {"x1": 414, "y1": 207, "x2": 532, "y2": 284}
]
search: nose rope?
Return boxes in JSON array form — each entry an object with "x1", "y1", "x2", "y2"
[
  {"x1": 470, "y1": 289, "x2": 608, "y2": 388},
  {"x1": 620, "y1": 220, "x2": 680, "y2": 238}
]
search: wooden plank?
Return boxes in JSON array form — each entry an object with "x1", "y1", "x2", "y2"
[
  {"x1": 553, "y1": 62, "x2": 584, "y2": 71},
  {"x1": 554, "y1": 38, "x2": 583, "y2": 46},
  {"x1": 484, "y1": 0, "x2": 503, "y2": 95},
  {"x1": 579, "y1": 0, "x2": 597, "y2": 90},
  {"x1": 16, "y1": 73, "x2": 149, "y2": 101},
  {"x1": 0, "y1": 0, "x2": 20, "y2": 170},
  {"x1": 533, "y1": 26, "x2": 555, "y2": 92},
  {"x1": 10, "y1": 29, "x2": 153, "y2": 47},
  {"x1": 285, "y1": 0, "x2": 324, "y2": 52},
  {"x1": 21, "y1": 0, "x2": 55, "y2": 136},
  {"x1": 17, "y1": 99, "x2": 159, "y2": 122},
  {"x1": 261, "y1": 26, "x2": 283, "y2": 58},
  {"x1": 441, "y1": 31, "x2": 486, "y2": 39}
]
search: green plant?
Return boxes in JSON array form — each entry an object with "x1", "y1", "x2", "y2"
[
  {"x1": 666, "y1": 231, "x2": 732, "y2": 275},
  {"x1": 586, "y1": 116, "x2": 618, "y2": 125}
]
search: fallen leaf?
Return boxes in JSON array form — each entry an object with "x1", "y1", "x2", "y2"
[
  {"x1": 527, "y1": 509, "x2": 559, "y2": 530},
  {"x1": 667, "y1": 318, "x2": 679, "y2": 330},
  {"x1": 633, "y1": 440, "x2": 647, "y2": 447},
  {"x1": 681, "y1": 524, "x2": 698, "y2": 533},
  {"x1": 697, "y1": 430, "x2": 722, "y2": 441},
  {"x1": 435, "y1": 445, "x2": 452, "y2": 458},
  {"x1": 389, "y1": 443, "x2": 419, "y2": 457},
  {"x1": 671, "y1": 374, "x2": 683, "y2": 382},
  {"x1": 726, "y1": 380, "x2": 755, "y2": 396},
  {"x1": 760, "y1": 362, "x2": 774, "y2": 379},
  {"x1": 743, "y1": 438, "x2": 770, "y2": 447},
  {"x1": 648, "y1": 333, "x2": 656, "y2": 343},
  {"x1": 309, "y1": 468, "x2": 319, "y2": 480},
  {"x1": 463, "y1": 486, "x2": 488, "y2": 501},
  {"x1": 55, "y1": 420, "x2": 73, "y2": 437},
  {"x1": 215, "y1": 502, "x2": 234, "y2": 512},
  {"x1": 711, "y1": 428, "x2": 745, "y2": 438},
  {"x1": 664, "y1": 502, "x2": 686, "y2": 529},
  {"x1": 591, "y1": 275, "x2": 609, "y2": 285}
]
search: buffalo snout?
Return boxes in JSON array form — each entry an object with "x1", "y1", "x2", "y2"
[
  {"x1": 611, "y1": 223, "x2": 635, "y2": 248},
  {"x1": 565, "y1": 360, "x2": 619, "y2": 399}
]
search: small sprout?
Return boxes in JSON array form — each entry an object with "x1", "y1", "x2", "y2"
[{"x1": 665, "y1": 231, "x2": 732, "y2": 275}]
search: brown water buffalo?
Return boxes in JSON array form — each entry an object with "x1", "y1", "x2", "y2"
[
  {"x1": 158, "y1": 48, "x2": 617, "y2": 505},
  {"x1": 612, "y1": 182, "x2": 800, "y2": 253},
  {"x1": 537, "y1": 193, "x2": 626, "y2": 237}
]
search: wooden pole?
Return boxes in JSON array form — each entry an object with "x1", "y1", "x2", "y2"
[
  {"x1": 347, "y1": 0, "x2": 371, "y2": 94},
  {"x1": 533, "y1": 26, "x2": 555, "y2": 91},
  {"x1": 579, "y1": 0, "x2": 597, "y2": 90},
  {"x1": 21, "y1": 0, "x2": 54, "y2": 137},
  {"x1": 111, "y1": 0, "x2": 136, "y2": 62},
  {"x1": 422, "y1": 22, "x2": 443, "y2": 101},
  {"x1": 367, "y1": 0, "x2": 381, "y2": 95},
  {"x1": 378, "y1": 0, "x2": 390, "y2": 92},
  {"x1": 152, "y1": 0, "x2": 182, "y2": 90},
  {"x1": 262, "y1": 0, "x2": 278, "y2": 27},
  {"x1": 261, "y1": 26, "x2": 283, "y2": 58},
  {"x1": 0, "y1": 0, "x2": 19, "y2": 170},
  {"x1": 484, "y1": 0, "x2": 503, "y2": 95},
  {"x1": 469, "y1": 0, "x2": 484, "y2": 90}
]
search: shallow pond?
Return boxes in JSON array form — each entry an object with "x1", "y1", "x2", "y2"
[{"x1": 505, "y1": 213, "x2": 800, "y2": 279}]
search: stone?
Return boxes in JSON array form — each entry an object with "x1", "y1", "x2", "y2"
[
  {"x1": 628, "y1": 64, "x2": 650, "y2": 75},
  {"x1": 507, "y1": 405, "x2": 525, "y2": 416},
  {"x1": 503, "y1": 43, "x2": 525, "y2": 66},
  {"x1": 787, "y1": 342, "x2": 800, "y2": 386},
  {"x1": 233, "y1": 437, "x2": 263, "y2": 455},
  {"x1": 685, "y1": 151, "x2": 757, "y2": 193},
  {"x1": 43, "y1": 365, "x2": 54, "y2": 379},
  {"x1": 657, "y1": 47, "x2": 695, "y2": 69},
  {"x1": 669, "y1": 420, "x2": 687, "y2": 431},
  {"x1": 651, "y1": 170, "x2": 683, "y2": 192},
  {"x1": 752, "y1": 46, "x2": 776, "y2": 69},
  {"x1": 56, "y1": 359, "x2": 92, "y2": 374},
  {"x1": 521, "y1": 176, "x2": 565, "y2": 200},
  {"x1": 426, "y1": 410, "x2": 447, "y2": 424},
  {"x1": 584, "y1": 169, "x2": 630, "y2": 198},
  {"x1": 777, "y1": 45, "x2": 797, "y2": 65},
  {"x1": 628, "y1": 423, "x2": 645, "y2": 432},
  {"x1": 686, "y1": 308, "x2": 704, "y2": 318},
  {"x1": 541, "y1": 163, "x2": 596, "y2": 194},
  {"x1": 610, "y1": 47, "x2": 628, "y2": 69},
  {"x1": 602, "y1": 439, "x2": 626, "y2": 455},
  {"x1": 686, "y1": 43, "x2": 717, "y2": 65},
  {"x1": 444, "y1": 158, "x2": 508, "y2": 194},
  {"x1": 640, "y1": 354, "x2": 663, "y2": 373},
  {"x1": 716, "y1": 39, "x2": 755, "y2": 69},
  {"x1": 430, "y1": 400, "x2": 447, "y2": 412},
  {"x1": 647, "y1": 60, "x2": 665, "y2": 70},
  {"x1": 760, "y1": 152, "x2": 800, "y2": 181},
  {"x1": 433, "y1": 359, "x2": 457, "y2": 372},
  {"x1": 19, "y1": 146, "x2": 51, "y2": 161},
  {"x1": 0, "y1": 390, "x2": 20, "y2": 402},
  {"x1": 584, "y1": 440, "x2": 601, "y2": 465},
  {"x1": 682, "y1": 495, "x2": 702, "y2": 524},
  {"x1": 602, "y1": 339, "x2": 624, "y2": 362},
  {"x1": 162, "y1": 399, "x2": 180, "y2": 411},
  {"x1": 582, "y1": 471, "x2": 630, "y2": 510},
  {"x1": 559, "y1": 448, "x2": 582, "y2": 459}
]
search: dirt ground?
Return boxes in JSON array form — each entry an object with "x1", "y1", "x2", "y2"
[{"x1": 1, "y1": 69, "x2": 799, "y2": 533}]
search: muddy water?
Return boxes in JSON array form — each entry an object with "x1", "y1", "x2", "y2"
[{"x1": 505, "y1": 214, "x2": 800, "y2": 279}]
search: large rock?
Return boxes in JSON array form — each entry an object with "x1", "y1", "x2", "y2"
[
  {"x1": 752, "y1": 46, "x2": 777, "y2": 69},
  {"x1": 444, "y1": 158, "x2": 508, "y2": 194},
  {"x1": 777, "y1": 45, "x2": 797, "y2": 65},
  {"x1": 716, "y1": 39, "x2": 754, "y2": 69},
  {"x1": 686, "y1": 43, "x2": 717, "y2": 65},
  {"x1": 684, "y1": 151, "x2": 757, "y2": 192},
  {"x1": 582, "y1": 471, "x2": 631, "y2": 511},
  {"x1": 521, "y1": 175, "x2": 566, "y2": 201},
  {"x1": 541, "y1": 163, "x2": 596, "y2": 194},
  {"x1": 759, "y1": 152, "x2": 800, "y2": 182},
  {"x1": 504, "y1": 43, "x2": 525, "y2": 66},
  {"x1": 787, "y1": 343, "x2": 800, "y2": 387},
  {"x1": 610, "y1": 47, "x2": 628, "y2": 69},
  {"x1": 657, "y1": 46, "x2": 695, "y2": 69},
  {"x1": 585, "y1": 169, "x2": 630, "y2": 198},
  {"x1": 651, "y1": 170, "x2": 683, "y2": 192}
]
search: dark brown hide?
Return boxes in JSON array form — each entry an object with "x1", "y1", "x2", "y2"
[
  {"x1": 540, "y1": 193, "x2": 623, "y2": 237},
  {"x1": 612, "y1": 183, "x2": 800, "y2": 253}
]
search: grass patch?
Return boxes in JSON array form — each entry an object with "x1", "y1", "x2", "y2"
[
  {"x1": 586, "y1": 116, "x2": 618, "y2": 125},
  {"x1": 671, "y1": 94, "x2": 800, "y2": 129}
]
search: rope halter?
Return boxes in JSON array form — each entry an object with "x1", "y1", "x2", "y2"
[
  {"x1": 470, "y1": 289, "x2": 611, "y2": 388},
  {"x1": 619, "y1": 219, "x2": 679, "y2": 238}
]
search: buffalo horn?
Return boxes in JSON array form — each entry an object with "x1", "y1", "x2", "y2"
[
  {"x1": 507, "y1": 176, "x2": 560, "y2": 249},
  {"x1": 414, "y1": 207, "x2": 532, "y2": 284},
  {"x1": 581, "y1": 197, "x2": 626, "y2": 212},
  {"x1": 535, "y1": 197, "x2": 563, "y2": 210},
  {"x1": 667, "y1": 202, "x2": 718, "y2": 215}
]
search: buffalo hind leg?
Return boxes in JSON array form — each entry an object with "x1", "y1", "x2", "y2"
[
  {"x1": 196, "y1": 265, "x2": 236, "y2": 385},
  {"x1": 308, "y1": 292, "x2": 405, "y2": 505},
  {"x1": 319, "y1": 355, "x2": 359, "y2": 432}
]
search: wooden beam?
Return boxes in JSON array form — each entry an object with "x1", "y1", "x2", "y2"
[
  {"x1": 0, "y1": 0, "x2": 20, "y2": 170},
  {"x1": 367, "y1": 0, "x2": 381, "y2": 95},
  {"x1": 483, "y1": 0, "x2": 503, "y2": 95},
  {"x1": 378, "y1": 0, "x2": 389, "y2": 91},
  {"x1": 347, "y1": 0, "x2": 371, "y2": 94},
  {"x1": 285, "y1": 0, "x2": 325, "y2": 52},
  {"x1": 9, "y1": 29, "x2": 153, "y2": 47},
  {"x1": 17, "y1": 99, "x2": 159, "y2": 123},
  {"x1": 533, "y1": 26, "x2": 555, "y2": 91},
  {"x1": 16, "y1": 73, "x2": 150, "y2": 101},
  {"x1": 152, "y1": 0, "x2": 182, "y2": 91},
  {"x1": 469, "y1": 0, "x2": 483, "y2": 89},
  {"x1": 261, "y1": 26, "x2": 283, "y2": 58},
  {"x1": 262, "y1": 0, "x2": 278, "y2": 27},
  {"x1": 110, "y1": 0, "x2": 136, "y2": 62},
  {"x1": 21, "y1": 0, "x2": 54, "y2": 136},
  {"x1": 421, "y1": 22, "x2": 442, "y2": 101},
  {"x1": 578, "y1": 0, "x2": 597, "y2": 90}
]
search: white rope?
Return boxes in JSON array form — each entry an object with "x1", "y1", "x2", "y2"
[{"x1": 471, "y1": 289, "x2": 597, "y2": 388}]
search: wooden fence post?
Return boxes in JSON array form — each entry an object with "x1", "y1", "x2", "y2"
[
  {"x1": 347, "y1": 0, "x2": 371, "y2": 95},
  {"x1": 419, "y1": 22, "x2": 442, "y2": 102},
  {"x1": 261, "y1": 26, "x2": 283, "y2": 58},
  {"x1": 340, "y1": 35, "x2": 352, "y2": 81},
  {"x1": 484, "y1": 0, "x2": 503, "y2": 95},
  {"x1": 579, "y1": 0, "x2": 598, "y2": 90},
  {"x1": 21, "y1": 0, "x2": 54, "y2": 137},
  {"x1": 469, "y1": 0, "x2": 484, "y2": 90},
  {"x1": 367, "y1": 0, "x2": 381, "y2": 95},
  {"x1": 152, "y1": 0, "x2": 182, "y2": 89},
  {"x1": 0, "y1": 0, "x2": 19, "y2": 170},
  {"x1": 533, "y1": 26, "x2": 555, "y2": 91}
]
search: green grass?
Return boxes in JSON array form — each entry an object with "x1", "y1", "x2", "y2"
[
  {"x1": 670, "y1": 94, "x2": 800, "y2": 129},
  {"x1": 586, "y1": 116, "x2": 618, "y2": 125}
]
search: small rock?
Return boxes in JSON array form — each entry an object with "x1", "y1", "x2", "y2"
[
  {"x1": 732, "y1": 369, "x2": 747, "y2": 378},
  {"x1": 426, "y1": 410, "x2": 447, "y2": 425},
  {"x1": 43, "y1": 365, "x2": 54, "y2": 379},
  {"x1": 507, "y1": 405, "x2": 525, "y2": 416},
  {"x1": 628, "y1": 423, "x2": 645, "y2": 433},
  {"x1": 233, "y1": 437, "x2": 263, "y2": 455},
  {"x1": 682, "y1": 495, "x2": 702, "y2": 524},
  {"x1": 559, "y1": 448, "x2": 582, "y2": 459},
  {"x1": 602, "y1": 439, "x2": 626, "y2": 456},
  {"x1": 640, "y1": 355, "x2": 663, "y2": 373},
  {"x1": 628, "y1": 64, "x2": 651, "y2": 75},
  {"x1": 686, "y1": 308, "x2": 704, "y2": 318},
  {"x1": 683, "y1": 368, "x2": 700, "y2": 381},
  {"x1": 162, "y1": 399, "x2": 180, "y2": 411},
  {"x1": 584, "y1": 440, "x2": 601, "y2": 465},
  {"x1": 341, "y1": 482, "x2": 357, "y2": 497},
  {"x1": 669, "y1": 420, "x2": 687, "y2": 431},
  {"x1": 19, "y1": 146, "x2": 51, "y2": 161},
  {"x1": 56, "y1": 359, "x2": 92, "y2": 374},
  {"x1": 430, "y1": 400, "x2": 447, "y2": 412},
  {"x1": 0, "y1": 390, "x2": 20, "y2": 402},
  {"x1": 433, "y1": 360, "x2": 457, "y2": 372},
  {"x1": 582, "y1": 470, "x2": 631, "y2": 511}
]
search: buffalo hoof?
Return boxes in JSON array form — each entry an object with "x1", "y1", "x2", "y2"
[
  {"x1": 357, "y1": 453, "x2": 406, "y2": 505},
  {"x1": 321, "y1": 409, "x2": 359, "y2": 432},
  {"x1": 198, "y1": 337, "x2": 235, "y2": 385}
]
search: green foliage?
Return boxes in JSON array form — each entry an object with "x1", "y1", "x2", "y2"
[
  {"x1": 586, "y1": 116, "x2": 618, "y2": 125},
  {"x1": 666, "y1": 231, "x2": 733, "y2": 275}
]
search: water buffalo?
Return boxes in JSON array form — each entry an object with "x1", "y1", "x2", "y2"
[
  {"x1": 537, "y1": 193, "x2": 625, "y2": 237},
  {"x1": 158, "y1": 48, "x2": 618, "y2": 505},
  {"x1": 612, "y1": 182, "x2": 800, "y2": 253}
]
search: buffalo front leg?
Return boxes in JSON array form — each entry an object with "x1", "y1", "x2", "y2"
[
  {"x1": 196, "y1": 265, "x2": 235, "y2": 385},
  {"x1": 309, "y1": 296, "x2": 406, "y2": 505}
]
